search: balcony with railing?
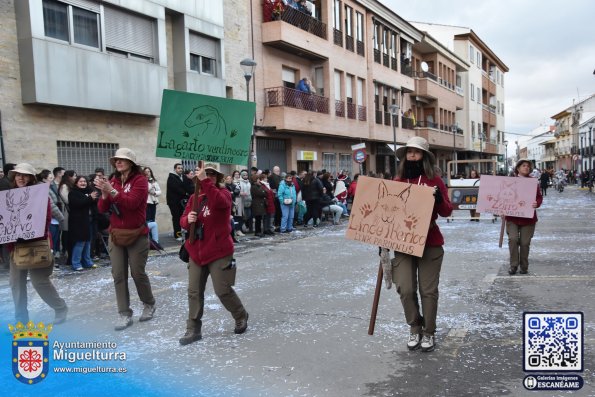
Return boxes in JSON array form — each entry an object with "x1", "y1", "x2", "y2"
[
  {"x1": 374, "y1": 48, "x2": 381, "y2": 63},
  {"x1": 262, "y1": 1, "x2": 328, "y2": 60},
  {"x1": 411, "y1": 71, "x2": 464, "y2": 109},
  {"x1": 264, "y1": 86, "x2": 369, "y2": 137},
  {"x1": 266, "y1": 86, "x2": 329, "y2": 113},
  {"x1": 401, "y1": 61, "x2": 412, "y2": 76},
  {"x1": 345, "y1": 35, "x2": 354, "y2": 52},
  {"x1": 335, "y1": 100, "x2": 345, "y2": 117},
  {"x1": 402, "y1": 116, "x2": 415, "y2": 130},
  {"x1": 356, "y1": 40, "x2": 365, "y2": 56},
  {"x1": 414, "y1": 122, "x2": 465, "y2": 149},
  {"x1": 346, "y1": 102, "x2": 357, "y2": 119},
  {"x1": 333, "y1": 29, "x2": 343, "y2": 46}
]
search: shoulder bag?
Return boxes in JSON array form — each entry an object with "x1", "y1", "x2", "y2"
[
  {"x1": 13, "y1": 238, "x2": 53, "y2": 269},
  {"x1": 110, "y1": 225, "x2": 146, "y2": 247}
]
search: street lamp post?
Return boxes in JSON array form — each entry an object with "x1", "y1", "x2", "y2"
[
  {"x1": 388, "y1": 104, "x2": 400, "y2": 174},
  {"x1": 451, "y1": 123, "x2": 458, "y2": 176},
  {"x1": 589, "y1": 125, "x2": 593, "y2": 172},
  {"x1": 240, "y1": 58, "x2": 257, "y2": 169},
  {"x1": 504, "y1": 140, "x2": 509, "y2": 175}
]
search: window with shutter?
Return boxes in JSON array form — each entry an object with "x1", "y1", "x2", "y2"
[
  {"x1": 189, "y1": 32, "x2": 219, "y2": 75},
  {"x1": 104, "y1": 5, "x2": 156, "y2": 61}
]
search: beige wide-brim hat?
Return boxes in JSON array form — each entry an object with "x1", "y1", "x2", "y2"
[
  {"x1": 203, "y1": 162, "x2": 223, "y2": 176},
  {"x1": 515, "y1": 158, "x2": 533, "y2": 172},
  {"x1": 110, "y1": 148, "x2": 137, "y2": 167},
  {"x1": 8, "y1": 163, "x2": 37, "y2": 181},
  {"x1": 395, "y1": 136, "x2": 435, "y2": 163}
]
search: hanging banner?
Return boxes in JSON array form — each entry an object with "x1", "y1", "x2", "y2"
[
  {"x1": 0, "y1": 184, "x2": 50, "y2": 244},
  {"x1": 345, "y1": 176, "x2": 434, "y2": 257},
  {"x1": 156, "y1": 89, "x2": 256, "y2": 165},
  {"x1": 476, "y1": 175, "x2": 538, "y2": 218}
]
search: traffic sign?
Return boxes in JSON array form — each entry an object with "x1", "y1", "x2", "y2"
[{"x1": 353, "y1": 149, "x2": 367, "y2": 163}]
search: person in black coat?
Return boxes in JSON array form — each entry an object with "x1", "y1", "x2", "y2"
[
  {"x1": 539, "y1": 170, "x2": 550, "y2": 196},
  {"x1": 301, "y1": 171, "x2": 323, "y2": 227},
  {"x1": 68, "y1": 176, "x2": 99, "y2": 270},
  {"x1": 166, "y1": 163, "x2": 188, "y2": 240},
  {"x1": 250, "y1": 175, "x2": 268, "y2": 237}
]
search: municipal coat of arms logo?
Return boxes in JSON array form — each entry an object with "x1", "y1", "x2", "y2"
[{"x1": 9, "y1": 321, "x2": 52, "y2": 385}]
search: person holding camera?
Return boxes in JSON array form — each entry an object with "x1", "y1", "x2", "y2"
[
  {"x1": 95, "y1": 148, "x2": 156, "y2": 331},
  {"x1": 178, "y1": 162, "x2": 249, "y2": 346}
]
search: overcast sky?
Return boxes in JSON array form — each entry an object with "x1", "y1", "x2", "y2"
[{"x1": 383, "y1": 0, "x2": 595, "y2": 139}]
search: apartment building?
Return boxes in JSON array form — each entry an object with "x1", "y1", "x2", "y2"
[
  {"x1": 411, "y1": 23, "x2": 508, "y2": 173},
  {"x1": 522, "y1": 125, "x2": 555, "y2": 171},
  {"x1": 550, "y1": 93, "x2": 595, "y2": 172},
  {"x1": 1, "y1": 0, "x2": 230, "y2": 229},
  {"x1": 246, "y1": 0, "x2": 469, "y2": 176}
]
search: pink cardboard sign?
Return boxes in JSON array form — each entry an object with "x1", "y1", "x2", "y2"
[
  {"x1": 345, "y1": 176, "x2": 434, "y2": 257},
  {"x1": 0, "y1": 184, "x2": 50, "y2": 244},
  {"x1": 476, "y1": 175, "x2": 537, "y2": 218}
]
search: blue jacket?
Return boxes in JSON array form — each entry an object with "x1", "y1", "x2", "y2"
[
  {"x1": 277, "y1": 181, "x2": 296, "y2": 204},
  {"x1": 296, "y1": 79, "x2": 310, "y2": 94}
]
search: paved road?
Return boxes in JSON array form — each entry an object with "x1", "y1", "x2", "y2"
[{"x1": 1, "y1": 185, "x2": 593, "y2": 396}]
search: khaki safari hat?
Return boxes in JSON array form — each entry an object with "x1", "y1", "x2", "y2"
[
  {"x1": 515, "y1": 158, "x2": 533, "y2": 173},
  {"x1": 395, "y1": 136, "x2": 435, "y2": 163},
  {"x1": 110, "y1": 148, "x2": 138, "y2": 167},
  {"x1": 8, "y1": 163, "x2": 37, "y2": 181},
  {"x1": 203, "y1": 162, "x2": 223, "y2": 176}
]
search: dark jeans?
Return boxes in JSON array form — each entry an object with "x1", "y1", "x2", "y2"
[
  {"x1": 254, "y1": 215, "x2": 263, "y2": 234},
  {"x1": 169, "y1": 203, "x2": 184, "y2": 237},
  {"x1": 146, "y1": 203, "x2": 157, "y2": 223},
  {"x1": 304, "y1": 199, "x2": 321, "y2": 225},
  {"x1": 49, "y1": 224, "x2": 61, "y2": 254}
]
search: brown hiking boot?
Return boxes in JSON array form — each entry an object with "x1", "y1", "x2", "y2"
[
  {"x1": 234, "y1": 312, "x2": 249, "y2": 334},
  {"x1": 179, "y1": 330, "x2": 202, "y2": 345}
]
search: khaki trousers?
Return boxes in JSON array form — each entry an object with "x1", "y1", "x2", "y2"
[
  {"x1": 9, "y1": 257, "x2": 67, "y2": 323},
  {"x1": 392, "y1": 246, "x2": 444, "y2": 336},
  {"x1": 506, "y1": 222, "x2": 535, "y2": 272},
  {"x1": 186, "y1": 255, "x2": 246, "y2": 332},
  {"x1": 109, "y1": 234, "x2": 155, "y2": 316}
]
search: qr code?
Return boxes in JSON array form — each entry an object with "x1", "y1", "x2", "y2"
[{"x1": 524, "y1": 312, "x2": 583, "y2": 372}]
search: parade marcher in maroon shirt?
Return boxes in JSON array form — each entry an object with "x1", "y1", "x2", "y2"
[
  {"x1": 96, "y1": 148, "x2": 156, "y2": 331},
  {"x1": 178, "y1": 162, "x2": 249, "y2": 346},
  {"x1": 390, "y1": 137, "x2": 453, "y2": 353},
  {"x1": 506, "y1": 159, "x2": 542, "y2": 275}
]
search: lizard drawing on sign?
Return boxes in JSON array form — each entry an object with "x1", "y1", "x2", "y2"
[{"x1": 183, "y1": 106, "x2": 237, "y2": 145}]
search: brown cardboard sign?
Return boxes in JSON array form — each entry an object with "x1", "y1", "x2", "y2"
[
  {"x1": 476, "y1": 175, "x2": 538, "y2": 218},
  {"x1": 345, "y1": 176, "x2": 434, "y2": 257}
]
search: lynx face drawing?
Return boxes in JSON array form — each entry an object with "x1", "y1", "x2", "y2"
[{"x1": 376, "y1": 181, "x2": 411, "y2": 223}]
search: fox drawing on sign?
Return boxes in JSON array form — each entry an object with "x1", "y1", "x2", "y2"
[
  {"x1": 361, "y1": 181, "x2": 418, "y2": 230},
  {"x1": 6, "y1": 188, "x2": 30, "y2": 229}
]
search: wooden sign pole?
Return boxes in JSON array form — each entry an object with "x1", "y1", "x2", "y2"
[{"x1": 368, "y1": 263, "x2": 383, "y2": 335}]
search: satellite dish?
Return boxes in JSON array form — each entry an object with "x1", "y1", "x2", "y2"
[{"x1": 421, "y1": 62, "x2": 429, "y2": 72}]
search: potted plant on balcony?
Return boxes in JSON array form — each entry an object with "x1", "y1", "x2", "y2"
[{"x1": 272, "y1": 0, "x2": 284, "y2": 20}]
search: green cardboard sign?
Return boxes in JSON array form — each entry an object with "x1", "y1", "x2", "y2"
[{"x1": 156, "y1": 89, "x2": 256, "y2": 165}]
